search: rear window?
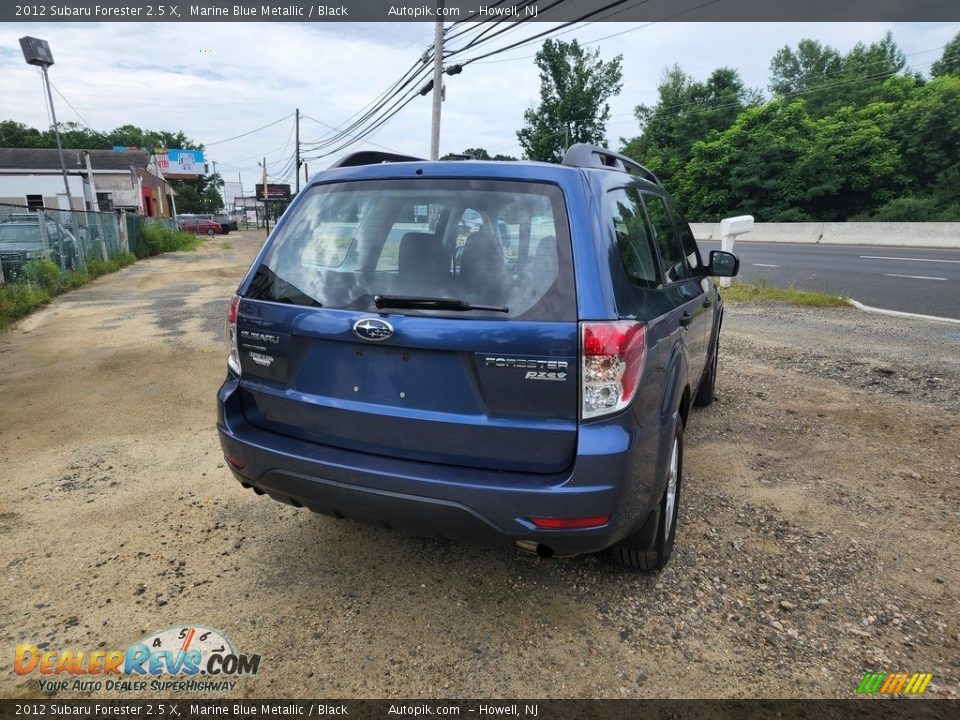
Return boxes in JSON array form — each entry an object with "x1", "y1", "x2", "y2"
[{"x1": 247, "y1": 179, "x2": 576, "y2": 321}]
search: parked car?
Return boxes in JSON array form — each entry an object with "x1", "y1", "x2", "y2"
[
  {"x1": 181, "y1": 213, "x2": 237, "y2": 233},
  {"x1": 179, "y1": 218, "x2": 224, "y2": 236},
  {"x1": 215, "y1": 215, "x2": 239, "y2": 232},
  {"x1": 217, "y1": 144, "x2": 739, "y2": 571},
  {"x1": 0, "y1": 214, "x2": 78, "y2": 277}
]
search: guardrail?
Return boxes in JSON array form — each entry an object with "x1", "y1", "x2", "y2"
[{"x1": 690, "y1": 222, "x2": 960, "y2": 248}]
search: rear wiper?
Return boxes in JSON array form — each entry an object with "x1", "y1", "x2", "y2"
[{"x1": 374, "y1": 295, "x2": 509, "y2": 313}]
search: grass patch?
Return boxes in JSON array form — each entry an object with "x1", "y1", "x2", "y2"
[
  {"x1": 2, "y1": 242, "x2": 164, "y2": 331},
  {"x1": 219, "y1": 241, "x2": 234, "y2": 250},
  {"x1": 0, "y1": 281, "x2": 52, "y2": 329},
  {"x1": 137, "y1": 224, "x2": 203, "y2": 258},
  {"x1": 722, "y1": 279, "x2": 850, "y2": 308},
  {"x1": 2, "y1": 219, "x2": 202, "y2": 331}
]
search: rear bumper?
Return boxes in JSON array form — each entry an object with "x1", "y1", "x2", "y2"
[{"x1": 217, "y1": 376, "x2": 665, "y2": 556}]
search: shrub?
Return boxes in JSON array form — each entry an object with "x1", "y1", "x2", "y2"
[
  {"x1": 138, "y1": 224, "x2": 202, "y2": 257},
  {"x1": 0, "y1": 282, "x2": 51, "y2": 329},
  {"x1": 23, "y1": 259, "x2": 63, "y2": 293}
]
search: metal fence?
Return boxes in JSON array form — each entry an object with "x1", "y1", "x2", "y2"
[{"x1": 0, "y1": 203, "x2": 175, "y2": 283}]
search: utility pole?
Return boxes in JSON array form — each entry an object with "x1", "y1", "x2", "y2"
[
  {"x1": 238, "y1": 171, "x2": 245, "y2": 228},
  {"x1": 295, "y1": 108, "x2": 301, "y2": 195},
  {"x1": 211, "y1": 159, "x2": 220, "y2": 214},
  {"x1": 429, "y1": 3, "x2": 444, "y2": 160},
  {"x1": 261, "y1": 156, "x2": 269, "y2": 234}
]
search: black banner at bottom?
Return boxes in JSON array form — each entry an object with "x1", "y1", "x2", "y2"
[{"x1": 0, "y1": 700, "x2": 955, "y2": 720}]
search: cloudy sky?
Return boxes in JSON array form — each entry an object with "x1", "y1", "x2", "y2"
[{"x1": 1, "y1": 20, "x2": 958, "y2": 193}]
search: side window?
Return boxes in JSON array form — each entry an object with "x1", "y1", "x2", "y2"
[
  {"x1": 643, "y1": 193, "x2": 687, "y2": 284},
  {"x1": 666, "y1": 198, "x2": 702, "y2": 275},
  {"x1": 607, "y1": 188, "x2": 658, "y2": 288}
]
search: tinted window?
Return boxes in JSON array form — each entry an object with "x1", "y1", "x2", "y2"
[
  {"x1": 249, "y1": 180, "x2": 575, "y2": 321},
  {"x1": 643, "y1": 193, "x2": 687, "y2": 284},
  {"x1": 666, "y1": 198, "x2": 702, "y2": 274},
  {"x1": 607, "y1": 188, "x2": 658, "y2": 288}
]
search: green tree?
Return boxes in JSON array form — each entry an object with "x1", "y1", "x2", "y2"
[
  {"x1": 893, "y1": 75, "x2": 960, "y2": 193},
  {"x1": 677, "y1": 100, "x2": 817, "y2": 220},
  {"x1": 621, "y1": 65, "x2": 759, "y2": 188},
  {"x1": 170, "y1": 173, "x2": 224, "y2": 213},
  {"x1": 769, "y1": 32, "x2": 908, "y2": 117},
  {"x1": 0, "y1": 120, "x2": 48, "y2": 147},
  {"x1": 440, "y1": 147, "x2": 516, "y2": 161},
  {"x1": 517, "y1": 39, "x2": 623, "y2": 163},
  {"x1": 931, "y1": 31, "x2": 960, "y2": 78}
]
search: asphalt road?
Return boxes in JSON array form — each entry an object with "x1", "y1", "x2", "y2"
[{"x1": 698, "y1": 241, "x2": 960, "y2": 320}]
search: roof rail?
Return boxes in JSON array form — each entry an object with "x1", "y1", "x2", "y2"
[
  {"x1": 562, "y1": 144, "x2": 660, "y2": 185},
  {"x1": 330, "y1": 151, "x2": 423, "y2": 168}
]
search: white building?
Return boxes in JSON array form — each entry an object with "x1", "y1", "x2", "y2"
[{"x1": 0, "y1": 148, "x2": 175, "y2": 216}]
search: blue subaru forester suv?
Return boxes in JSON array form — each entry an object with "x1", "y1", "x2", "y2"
[{"x1": 217, "y1": 145, "x2": 739, "y2": 570}]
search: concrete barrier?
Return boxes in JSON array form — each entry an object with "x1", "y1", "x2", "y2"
[{"x1": 689, "y1": 222, "x2": 960, "y2": 248}]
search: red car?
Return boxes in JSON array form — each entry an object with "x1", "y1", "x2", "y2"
[{"x1": 179, "y1": 218, "x2": 224, "y2": 236}]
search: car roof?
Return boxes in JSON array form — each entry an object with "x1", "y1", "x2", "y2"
[{"x1": 307, "y1": 158, "x2": 663, "y2": 195}]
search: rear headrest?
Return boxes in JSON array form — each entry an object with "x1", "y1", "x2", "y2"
[
  {"x1": 398, "y1": 232, "x2": 445, "y2": 276},
  {"x1": 459, "y1": 228, "x2": 504, "y2": 286}
]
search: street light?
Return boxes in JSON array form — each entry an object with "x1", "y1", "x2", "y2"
[{"x1": 19, "y1": 36, "x2": 75, "y2": 212}]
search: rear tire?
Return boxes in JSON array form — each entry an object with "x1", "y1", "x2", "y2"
[
  {"x1": 608, "y1": 422, "x2": 683, "y2": 571},
  {"x1": 694, "y1": 337, "x2": 718, "y2": 407}
]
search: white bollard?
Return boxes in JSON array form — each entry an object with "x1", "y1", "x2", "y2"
[{"x1": 718, "y1": 215, "x2": 754, "y2": 287}]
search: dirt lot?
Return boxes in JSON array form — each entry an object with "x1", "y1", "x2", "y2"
[{"x1": 1, "y1": 232, "x2": 958, "y2": 699}]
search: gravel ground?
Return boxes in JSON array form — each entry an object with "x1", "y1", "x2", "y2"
[{"x1": 0, "y1": 233, "x2": 957, "y2": 699}]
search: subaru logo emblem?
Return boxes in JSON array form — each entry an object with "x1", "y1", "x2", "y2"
[{"x1": 353, "y1": 318, "x2": 393, "y2": 342}]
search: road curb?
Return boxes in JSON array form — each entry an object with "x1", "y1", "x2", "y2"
[{"x1": 847, "y1": 299, "x2": 960, "y2": 325}]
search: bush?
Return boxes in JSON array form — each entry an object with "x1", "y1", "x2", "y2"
[
  {"x1": 138, "y1": 224, "x2": 202, "y2": 257},
  {"x1": 0, "y1": 282, "x2": 51, "y2": 329},
  {"x1": 23, "y1": 259, "x2": 63, "y2": 293}
]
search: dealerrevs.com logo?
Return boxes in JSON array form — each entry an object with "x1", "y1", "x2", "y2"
[
  {"x1": 14, "y1": 625, "x2": 261, "y2": 693},
  {"x1": 857, "y1": 672, "x2": 933, "y2": 695}
]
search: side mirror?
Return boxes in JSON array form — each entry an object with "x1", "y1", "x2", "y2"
[{"x1": 708, "y1": 250, "x2": 739, "y2": 278}]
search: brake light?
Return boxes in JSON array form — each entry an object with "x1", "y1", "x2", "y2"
[
  {"x1": 530, "y1": 515, "x2": 610, "y2": 529},
  {"x1": 226, "y1": 294, "x2": 241, "y2": 375},
  {"x1": 580, "y1": 321, "x2": 646, "y2": 419}
]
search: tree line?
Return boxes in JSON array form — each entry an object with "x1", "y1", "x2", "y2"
[{"x1": 505, "y1": 30, "x2": 960, "y2": 222}]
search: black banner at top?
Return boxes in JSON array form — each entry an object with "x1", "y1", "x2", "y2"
[
  {"x1": 2, "y1": 0, "x2": 959, "y2": 23},
  {"x1": 0, "y1": 699, "x2": 956, "y2": 720}
]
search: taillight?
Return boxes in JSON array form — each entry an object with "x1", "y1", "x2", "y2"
[
  {"x1": 580, "y1": 321, "x2": 646, "y2": 419},
  {"x1": 530, "y1": 515, "x2": 610, "y2": 529},
  {"x1": 226, "y1": 294, "x2": 241, "y2": 375}
]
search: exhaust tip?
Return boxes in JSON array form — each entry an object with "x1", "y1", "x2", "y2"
[{"x1": 515, "y1": 540, "x2": 554, "y2": 559}]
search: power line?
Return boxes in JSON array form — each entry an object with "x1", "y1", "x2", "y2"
[
  {"x1": 205, "y1": 114, "x2": 294, "y2": 147},
  {"x1": 47, "y1": 78, "x2": 97, "y2": 132},
  {"x1": 446, "y1": 0, "x2": 574, "y2": 59},
  {"x1": 301, "y1": 114, "x2": 405, "y2": 155},
  {"x1": 450, "y1": 0, "x2": 639, "y2": 65},
  {"x1": 474, "y1": 0, "x2": 721, "y2": 65}
]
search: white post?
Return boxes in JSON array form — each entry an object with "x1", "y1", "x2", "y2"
[{"x1": 718, "y1": 215, "x2": 754, "y2": 288}]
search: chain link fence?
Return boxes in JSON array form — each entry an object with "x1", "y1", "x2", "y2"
[{"x1": 0, "y1": 203, "x2": 179, "y2": 283}]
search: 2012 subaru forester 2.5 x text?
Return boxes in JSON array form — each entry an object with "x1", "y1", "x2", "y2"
[{"x1": 216, "y1": 144, "x2": 739, "y2": 571}]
